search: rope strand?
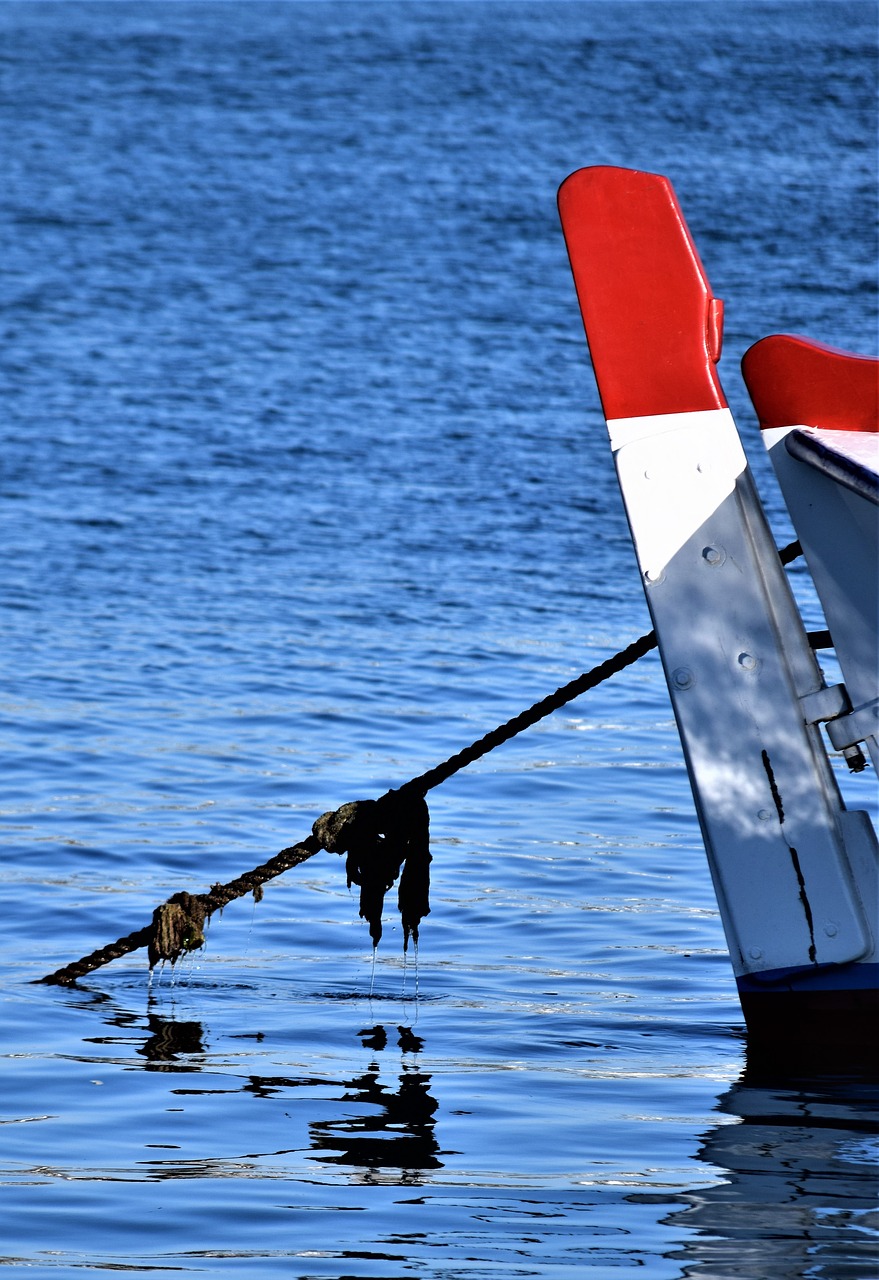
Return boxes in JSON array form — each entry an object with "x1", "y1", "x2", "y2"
[
  {"x1": 40, "y1": 540, "x2": 804, "y2": 986},
  {"x1": 404, "y1": 630, "x2": 657, "y2": 795},
  {"x1": 40, "y1": 638, "x2": 652, "y2": 986}
]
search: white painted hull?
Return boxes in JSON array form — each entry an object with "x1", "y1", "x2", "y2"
[{"x1": 558, "y1": 166, "x2": 878, "y2": 1064}]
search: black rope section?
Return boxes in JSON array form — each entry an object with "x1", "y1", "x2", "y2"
[
  {"x1": 41, "y1": 541, "x2": 806, "y2": 987},
  {"x1": 40, "y1": 841, "x2": 324, "y2": 987}
]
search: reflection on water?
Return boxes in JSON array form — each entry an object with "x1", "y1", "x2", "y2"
[
  {"x1": 309, "y1": 1024, "x2": 442, "y2": 1180},
  {"x1": 81, "y1": 992, "x2": 207, "y2": 1071},
  {"x1": 89, "y1": 999, "x2": 878, "y2": 1264},
  {"x1": 655, "y1": 1065, "x2": 879, "y2": 1277},
  {"x1": 88, "y1": 1001, "x2": 444, "y2": 1183},
  {"x1": 139, "y1": 1015, "x2": 207, "y2": 1070}
]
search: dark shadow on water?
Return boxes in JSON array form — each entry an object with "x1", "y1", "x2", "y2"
[
  {"x1": 632, "y1": 1050, "x2": 879, "y2": 1279},
  {"x1": 76, "y1": 992, "x2": 444, "y2": 1181},
  {"x1": 78, "y1": 990, "x2": 207, "y2": 1071},
  {"x1": 231, "y1": 1023, "x2": 444, "y2": 1183},
  {"x1": 235, "y1": 1025, "x2": 443, "y2": 1180},
  {"x1": 306, "y1": 1024, "x2": 442, "y2": 1179},
  {"x1": 138, "y1": 1013, "x2": 207, "y2": 1069},
  {"x1": 70, "y1": 989, "x2": 877, "y2": 1241}
]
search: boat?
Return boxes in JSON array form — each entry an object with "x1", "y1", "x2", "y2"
[{"x1": 557, "y1": 165, "x2": 878, "y2": 1070}]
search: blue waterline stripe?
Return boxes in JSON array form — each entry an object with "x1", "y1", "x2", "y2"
[{"x1": 737, "y1": 962, "x2": 879, "y2": 993}]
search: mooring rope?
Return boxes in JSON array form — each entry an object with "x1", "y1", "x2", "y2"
[
  {"x1": 41, "y1": 541, "x2": 805, "y2": 986},
  {"x1": 41, "y1": 841, "x2": 322, "y2": 987}
]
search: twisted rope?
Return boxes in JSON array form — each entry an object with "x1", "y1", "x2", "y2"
[
  {"x1": 41, "y1": 636, "x2": 652, "y2": 986},
  {"x1": 40, "y1": 541, "x2": 804, "y2": 987},
  {"x1": 42, "y1": 840, "x2": 321, "y2": 986},
  {"x1": 402, "y1": 630, "x2": 657, "y2": 796}
]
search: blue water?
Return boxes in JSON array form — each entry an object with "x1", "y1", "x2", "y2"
[{"x1": 0, "y1": 1, "x2": 877, "y2": 1275}]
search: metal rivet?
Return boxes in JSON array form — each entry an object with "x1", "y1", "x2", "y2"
[
  {"x1": 824, "y1": 922, "x2": 838, "y2": 938},
  {"x1": 738, "y1": 652, "x2": 760, "y2": 672},
  {"x1": 672, "y1": 667, "x2": 694, "y2": 690},
  {"x1": 757, "y1": 809, "x2": 772, "y2": 821},
  {"x1": 749, "y1": 947, "x2": 763, "y2": 960}
]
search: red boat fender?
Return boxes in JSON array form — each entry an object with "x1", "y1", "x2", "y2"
[
  {"x1": 557, "y1": 165, "x2": 726, "y2": 420},
  {"x1": 742, "y1": 334, "x2": 879, "y2": 433}
]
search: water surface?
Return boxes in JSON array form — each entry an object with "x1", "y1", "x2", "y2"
[{"x1": 0, "y1": 2, "x2": 877, "y2": 1275}]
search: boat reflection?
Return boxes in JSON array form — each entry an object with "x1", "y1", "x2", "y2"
[
  {"x1": 76, "y1": 992, "x2": 876, "y2": 1242},
  {"x1": 654, "y1": 1057, "x2": 879, "y2": 1277}
]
